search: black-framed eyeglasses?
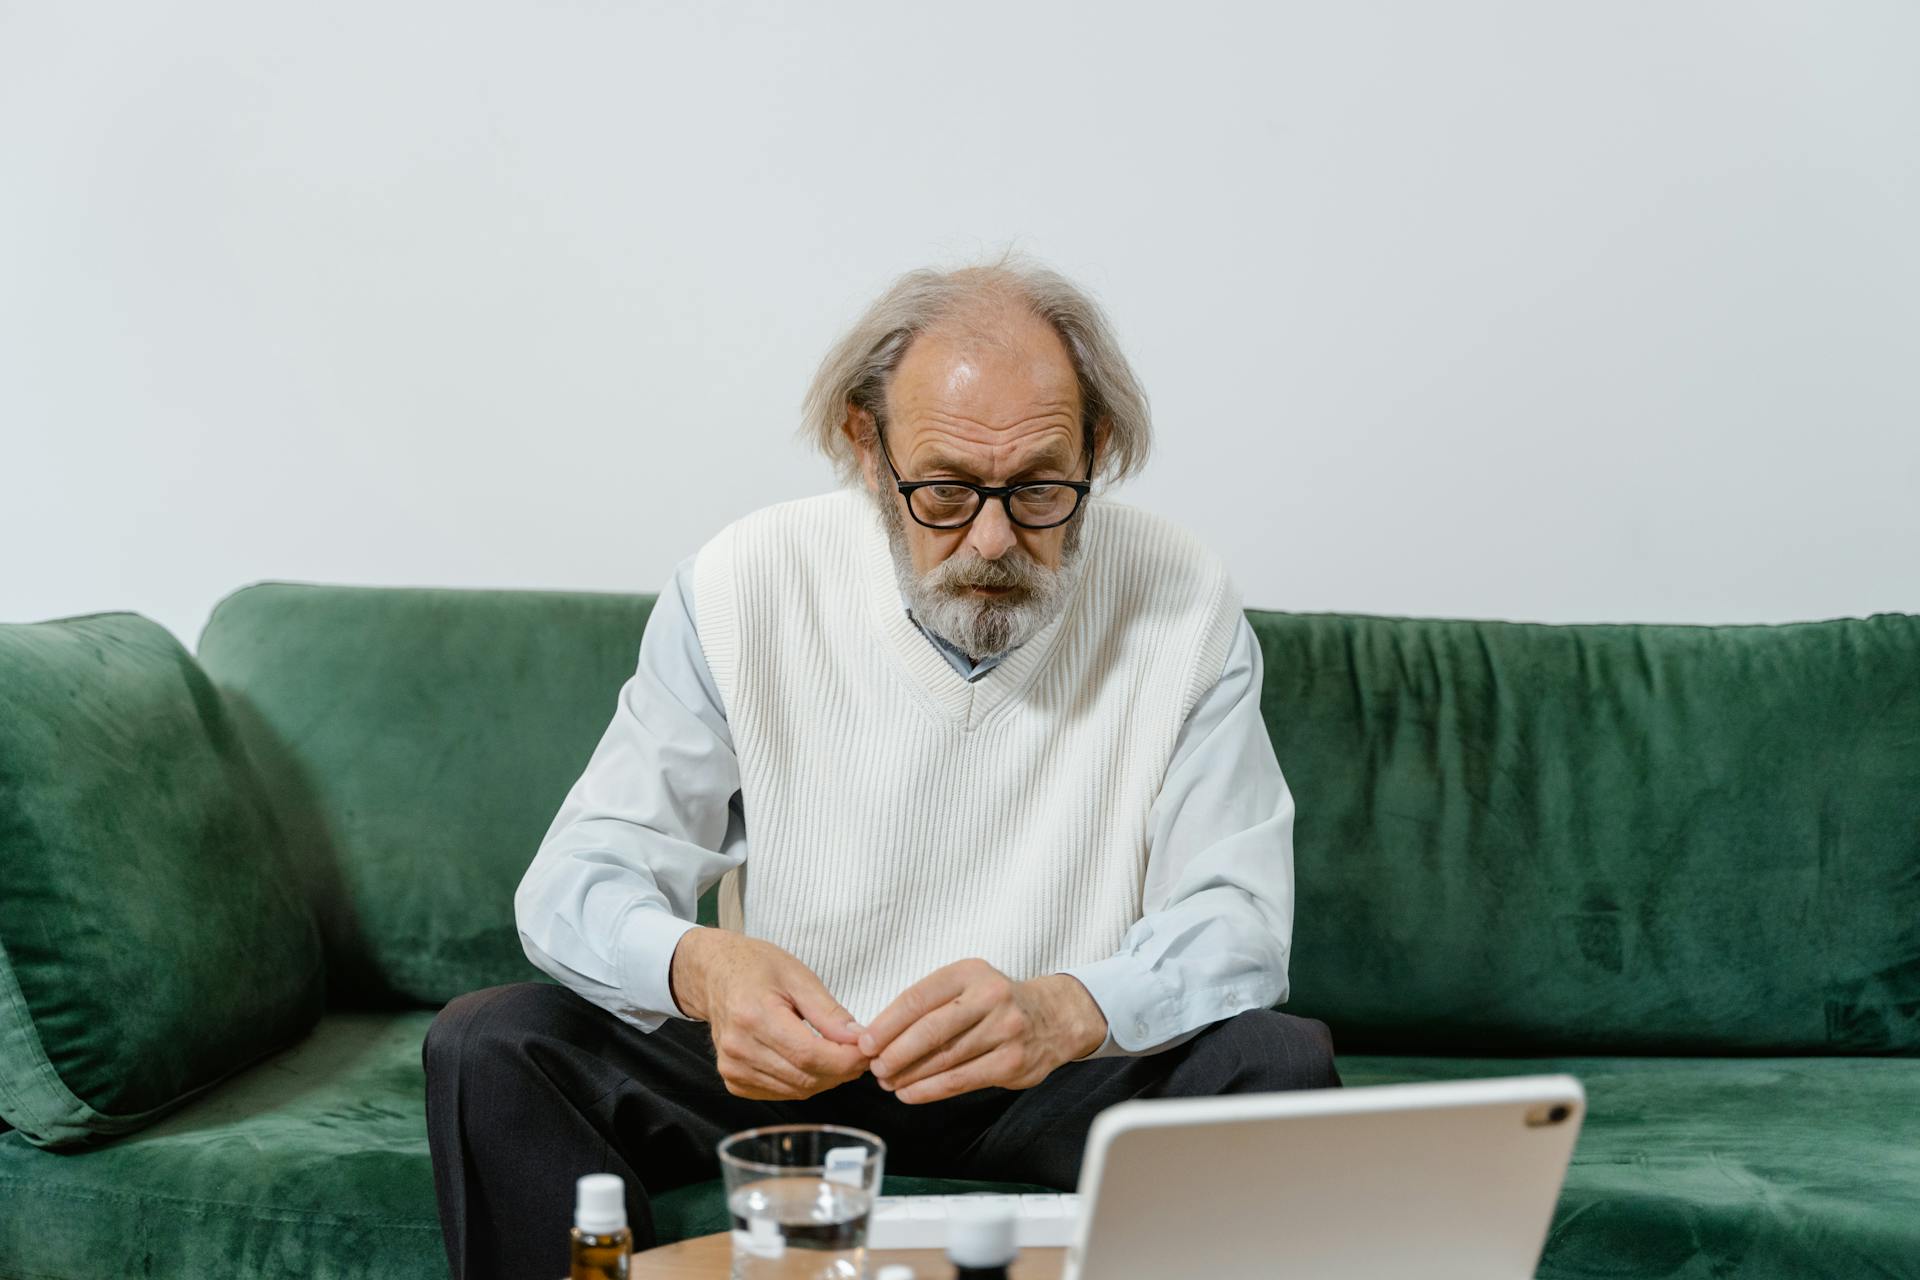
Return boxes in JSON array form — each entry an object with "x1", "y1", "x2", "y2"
[{"x1": 876, "y1": 426, "x2": 1095, "y2": 530}]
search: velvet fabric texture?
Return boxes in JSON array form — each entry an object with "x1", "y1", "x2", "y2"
[
  {"x1": 195, "y1": 583, "x2": 720, "y2": 1009},
  {"x1": 0, "y1": 1012, "x2": 1047, "y2": 1279},
  {"x1": 4, "y1": 587, "x2": 1915, "y2": 1279},
  {"x1": 1253, "y1": 610, "x2": 1920, "y2": 1054},
  {"x1": 0, "y1": 614, "x2": 324, "y2": 1147},
  {"x1": 1351, "y1": 1054, "x2": 1920, "y2": 1278},
  {"x1": 0, "y1": 1013, "x2": 1910, "y2": 1278}
]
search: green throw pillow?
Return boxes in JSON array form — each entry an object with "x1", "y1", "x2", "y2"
[{"x1": 0, "y1": 612, "x2": 324, "y2": 1147}]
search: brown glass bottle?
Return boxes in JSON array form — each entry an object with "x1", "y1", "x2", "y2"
[
  {"x1": 571, "y1": 1173, "x2": 632, "y2": 1280},
  {"x1": 569, "y1": 1224, "x2": 631, "y2": 1280}
]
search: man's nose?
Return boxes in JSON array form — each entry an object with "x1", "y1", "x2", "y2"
[{"x1": 963, "y1": 497, "x2": 1019, "y2": 560}]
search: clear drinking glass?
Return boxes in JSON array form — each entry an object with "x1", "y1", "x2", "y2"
[{"x1": 718, "y1": 1124, "x2": 886, "y2": 1280}]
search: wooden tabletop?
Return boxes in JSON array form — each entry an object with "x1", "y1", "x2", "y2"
[{"x1": 630, "y1": 1231, "x2": 1064, "y2": 1278}]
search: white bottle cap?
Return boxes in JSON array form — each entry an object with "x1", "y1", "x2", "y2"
[
  {"x1": 824, "y1": 1144, "x2": 868, "y2": 1187},
  {"x1": 575, "y1": 1173, "x2": 627, "y2": 1234},
  {"x1": 875, "y1": 1268, "x2": 917, "y2": 1280},
  {"x1": 946, "y1": 1197, "x2": 1016, "y2": 1268}
]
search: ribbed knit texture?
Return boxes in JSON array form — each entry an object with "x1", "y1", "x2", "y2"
[{"x1": 693, "y1": 488, "x2": 1243, "y2": 1023}]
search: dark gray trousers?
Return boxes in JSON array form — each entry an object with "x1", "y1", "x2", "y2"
[{"x1": 423, "y1": 981, "x2": 1340, "y2": 1280}]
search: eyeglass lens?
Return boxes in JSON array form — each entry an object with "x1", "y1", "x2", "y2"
[{"x1": 909, "y1": 483, "x2": 1078, "y2": 528}]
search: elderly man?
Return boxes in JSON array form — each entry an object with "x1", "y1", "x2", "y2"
[{"x1": 423, "y1": 255, "x2": 1339, "y2": 1279}]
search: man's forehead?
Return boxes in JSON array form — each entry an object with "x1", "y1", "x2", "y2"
[
  {"x1": 887, "y1": 324, "x2": 1082, "y2": 470},
  {"x1": 894, "y1": 316, "x2": 1078, "y2": 403},
  {"x1": 894, "y1": 411, "x2": 1080, "y2": 472},
  {"x1": 921, "y1": 430, "x2": 1076, "y2": 460}
]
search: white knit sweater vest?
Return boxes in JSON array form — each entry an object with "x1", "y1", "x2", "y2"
[{"x1": 692, "y1": 488, "x2": 1242, "y2": 1024}]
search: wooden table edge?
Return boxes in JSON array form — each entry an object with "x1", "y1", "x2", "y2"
[{"x1": 630, "y1": 1230, "x2": 1065, "y2": 1277}]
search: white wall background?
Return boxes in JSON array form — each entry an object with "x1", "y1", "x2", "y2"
[{"x1": 4, "y1": 1, "x2": 1916, "y2": 650}]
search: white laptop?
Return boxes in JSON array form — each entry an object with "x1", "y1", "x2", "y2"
[{"x1": 871, "y1": 1074, "x2": 1585, "y2": 1280}]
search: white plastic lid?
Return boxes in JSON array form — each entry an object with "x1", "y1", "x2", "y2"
[
  {"x1": 946, "y1": 1198, "x2": 1016, "y2": 1267},
  {"x1": 575, "y1": 1173, "x2": 627, "y2": 1234},
  {"x1": 824, "y1": 1144, "x2": 869, "y2": 1187},
  {"x1": 875, "y1": 1267, "x2": 917, "y2": 1280}
]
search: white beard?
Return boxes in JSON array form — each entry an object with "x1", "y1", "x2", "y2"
[{"x1": 872, "y1": 486, "x2": 1089, "y2": 660}]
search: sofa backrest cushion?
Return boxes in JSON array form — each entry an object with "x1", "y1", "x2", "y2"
[
  {"x1": 195, "y1": 582, "x2": 718, "y2": 1008},
  {"x1": 1255, "y1": 610, "x2": 1920, "y2": 1055},
  {"x1": 0, "y1": 613, "x2": 324, "y2": 1147},
  {"x1": 192, "y1": 579, "x2": 1920, "y2": 1052}
]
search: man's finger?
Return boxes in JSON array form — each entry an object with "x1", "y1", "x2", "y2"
[
  {"x1": 769, "y1": 1025, "x2": 868, "y2": 1081},
  {"x1": 782, "y1": 964, "x2": 865, "y2": 1046},
  {"x1": 722, "y1": 1028, "x2": 814, "y2": 1094},
  {"x1": 872, "y1": 996, "x2": 990, "y2": 1083},
  {"x1": 882, "y1": 1015, "x2": 1002, "y2": 1092},
  {"x1": 754, "y1": 1003, "x2": 868, "y2": 1081},
  {"x1": 859, "y1": 963, "x2": 972, "y2": 1058},
  {"x1": 727, "y1": 1064, "x2": 808, "y2": 1101},
  {"x1": 756, "y1": 1034, "x2": 851, "y2": 1095},
  {"x1": 897, "y1": 1043, "x2": 1023, "y2": 1105}
]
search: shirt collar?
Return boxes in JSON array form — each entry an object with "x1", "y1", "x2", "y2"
[{"x1": 898, "y1": 588, "x2": 1015, "y2": 683}]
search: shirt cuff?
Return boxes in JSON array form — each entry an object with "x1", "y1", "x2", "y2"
[{"x1": 614, "y1": 905, "x2": 703, "y2": 1025}]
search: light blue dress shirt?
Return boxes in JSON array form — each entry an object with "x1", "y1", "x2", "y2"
[{"x1": 515, "y1": 548, "x2": 1297, "y2": 1060}]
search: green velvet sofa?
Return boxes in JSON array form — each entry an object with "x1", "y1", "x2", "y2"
[{"x1": 1, "y1": 582, "x2": 1915, "y2": 1279}]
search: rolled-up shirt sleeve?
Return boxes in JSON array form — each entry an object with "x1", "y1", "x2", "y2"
[
  {"x1": 1058, "y1": 614, "x2": 1296, "y2": 1058},
  {"x1": 513, "y1": 553, "x2": 744, "y2": 1031}
]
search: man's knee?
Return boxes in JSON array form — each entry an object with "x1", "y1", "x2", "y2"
[
  {"x1": 423, "y1": 981, "x2": 585, "y2": 1085},
  {"x1": 1194, "y1": 1008, "x2": 1341, "y2": 1093}
]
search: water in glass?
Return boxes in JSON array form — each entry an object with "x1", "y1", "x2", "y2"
[{"x1": 726, "y1": 1175, "x2": 872, "y2": 1280}]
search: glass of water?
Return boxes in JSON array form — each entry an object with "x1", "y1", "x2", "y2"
[{"x1": 719, "y1": 1124, "x2": 885, "y2": 1280}]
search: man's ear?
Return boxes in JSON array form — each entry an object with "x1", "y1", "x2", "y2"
[
  {"x1": 1090, "y1": 415, "x2": 1112, "y2": 476},
  {"x1": 842, "y1": 406, "x2": 879, "y2": 494}
]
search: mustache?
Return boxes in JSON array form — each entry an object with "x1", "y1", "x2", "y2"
[{"x1": 931, "y1": 553, "x2": 1039, "y2": 592}]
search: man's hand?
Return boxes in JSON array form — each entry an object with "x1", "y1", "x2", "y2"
[
  {"x1": 858, "y1": 959, "x2": 1107, "y2": 1104},
  {"x1": 669, "y1": 928, "x2": 869, "y2": 1101}
]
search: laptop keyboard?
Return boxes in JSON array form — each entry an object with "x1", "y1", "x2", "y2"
[{"x1": 868, "y1": 1192, "x2": 1082, "y2": 1249}]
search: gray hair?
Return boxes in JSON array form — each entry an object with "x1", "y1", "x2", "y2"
[{"x1": 799, "y1": 249, "x2": 1152, "y2": 488}]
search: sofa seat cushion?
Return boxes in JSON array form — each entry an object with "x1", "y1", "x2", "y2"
[
  {"x1": 0, "y1": 1012, "x2": 1042, "y2": 1280},
  {"x1": 0, "y1": 1013, "x2": 443, "y2": 1280},
  {"x1": 4, "y1": 1014, "x2": 1911, "y2": 1280},
  {"x1": 1343, "y1": 1053, "x2": 1920, "y2": 1279}
]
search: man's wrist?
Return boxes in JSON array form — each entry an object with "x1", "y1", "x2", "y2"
[
  {"x1": 1035, "y1": 973, "x2": 1108, "y2": 1062},
  {"x1": 668, "y1": 926, "x2": 720, "y2": 1021}
]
